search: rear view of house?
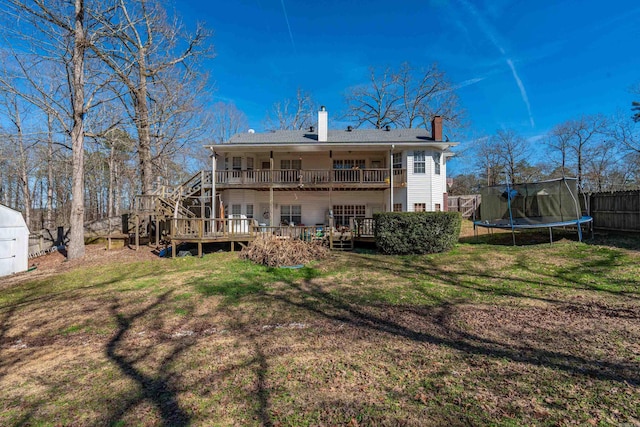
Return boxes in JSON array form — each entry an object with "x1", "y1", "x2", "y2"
[{"x1": 208, "y1": 107, "x2": 458, "y2": 228}]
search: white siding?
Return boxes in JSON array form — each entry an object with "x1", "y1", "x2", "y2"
[
  {"x1": 406, "y1": 150, "x2": 432, "y2": 211},
  {"x1": 429, "y1": 149, "x2": 445, "y2": 210},
  {"x1": 404, "y1": 148, "x2": 448, "y2": 211},
  {"x1": 223, "y1": 190, "x2": 256, "y2": 216},
  {"x1": 221, "y1": 190, "x2": 386, "y2": 225},
  {"x1": 391, "y1": 187, "x2": 407, "y2": 212}
]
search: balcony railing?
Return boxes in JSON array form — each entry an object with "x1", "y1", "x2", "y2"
[{"x1": 214, "y1": 168, "x2": 406, "y2": 186}]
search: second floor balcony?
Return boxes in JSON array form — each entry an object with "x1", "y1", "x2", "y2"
[{"x1": 214, "y1": 168, "x2": 406, "y2": 190}]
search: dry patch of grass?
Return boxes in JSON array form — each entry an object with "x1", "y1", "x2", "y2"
[{"x1": 1, "y1": 240, "x2": 639, "y2": 426}]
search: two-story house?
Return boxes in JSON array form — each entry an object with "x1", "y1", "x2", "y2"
[{"x1": 206, "y1": 107, "x2": 457, "y2": 228}]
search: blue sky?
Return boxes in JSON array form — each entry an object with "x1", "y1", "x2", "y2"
[{"x1": 180, "y1": 0, "x2": 640, "y2": 174}]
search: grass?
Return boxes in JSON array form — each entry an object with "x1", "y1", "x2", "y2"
[{"x1": 1, "y1": 233, "x2": 639, "y2": 426}]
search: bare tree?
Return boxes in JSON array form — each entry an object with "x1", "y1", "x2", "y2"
[
  {"x1": 90, "y1": 0, "x2": 212, "y2": 195},
  {"x1": 610, "y1": 111, "x2": 640, "y2": 154},
  {"x1": 545, "y1": 115, "x2": 607, "y2": 191},
  {"x1": 264, "y1": 88, "x2": 316, "y2": 130},
  {"x1": 492, "y1": 129, "x2": 528, "y2": 185},
  {"x1": 396, "y1": 62, "x2": 464, "y2": 131},
  {"x1": 344, "y1": 67, "x2": 400, "y2": 129},
  {"x1": 565, "y1": 115, "x2": 608, "y2": 191},
  {"x1": 474, "y1": 136, "x2": 504, "y2": 186},
  {"x1": 583, "y1": 139, "x2": 621, "y2": 192},
  {"x1": 0, "y1": 92, "x2": 37, "y2": 227},
  {"x1": 2, "y1": 0, "x2": 97, "y2": 259},
  {"x1": 632, "y1": 84, "x2": 640, "y2": 122},
  {"x1": 211, "y1": 101, "x2": 248, "y2": 143},
  {"x1": 344, "y1": 62, "x2": 464, "y2": 133},
  {"x1": 546, "y1": 122, "x2": 574, "y2": 177}
]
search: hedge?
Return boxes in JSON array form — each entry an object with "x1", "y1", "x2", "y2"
[{"x1": 373, "y1": 211, "x2": 461, "y2": 255}]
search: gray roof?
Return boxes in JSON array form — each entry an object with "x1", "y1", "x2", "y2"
[{"x1": 224, "y1": 128, "x2": 449, "y2": 144}]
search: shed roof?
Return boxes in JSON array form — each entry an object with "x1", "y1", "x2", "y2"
[{"x1": 0, "y1": 204, "x2": 27, "y2": 229}]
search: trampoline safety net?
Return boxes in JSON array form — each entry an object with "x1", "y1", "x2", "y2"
[{"x1": 479, "y1": 178, "x2": 581, "y2": 226}]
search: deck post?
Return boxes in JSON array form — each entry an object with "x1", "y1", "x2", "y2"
[
  {"x1": 269, "y1": 151, "x2": 274, "y2": 227},
  {"x1": 198, "y1": 242, "x2": 202, "y2": 258},
  {"x1": 389, "y1": 147, "x2": 394, "y2": 212},
  {"x1": 155, "y1": 215, "x2": 160, "y2": 247},
  {"x1": 135, "y1": 214, "x2": 140, "y2": 250},
  {"x1": 211, "y1": 151, "x2": 217, "y2": 222},
  {"x1": 172, "y1": 240, "x2": 176, "y2": 259},
  {"x1": 329, "y1": 225, "x2": 334, "y2": 250}
]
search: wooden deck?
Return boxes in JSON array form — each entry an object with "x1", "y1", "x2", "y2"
[{"x1": 158, "y1": 218, "x2": 377, "y2": 257}]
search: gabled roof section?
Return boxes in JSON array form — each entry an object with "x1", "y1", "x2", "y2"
[{"x1": 222, "y1": 128, "x2": 447, "y2": 145}]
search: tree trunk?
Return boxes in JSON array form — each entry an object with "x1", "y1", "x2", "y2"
[
  {"x1": 577, "y1": 149, "x2": 582, "y2": 192},
  {"x1": 46, "y1": 114, "x2": 54, "y2": 229},
  {"x1": 15, "y1": 104, "x2": 31, "y2": 229},
  {"x1": 114, "y1": 161, "x2": 120, "y2": 217},
  {"x1": 108, "y1": 143, "x2": 115, "y2": 217},
  {"x1": 137, "y1": 50, "x2": 153, "y2": 195},
  {"x1": 67, "y1": 0, "x2": 86, "y2": 260}
]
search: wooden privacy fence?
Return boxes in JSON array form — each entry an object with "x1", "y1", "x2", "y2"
[
  {"x1": 447, "y1": 195, "x2": 481, "y2": 218},
  {"x1": 588, "y1": 190, "x2": 640, "y2": 232}
]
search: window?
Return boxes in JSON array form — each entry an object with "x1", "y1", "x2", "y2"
[
  {"x1": 280, "y1": 205, "x2": 301, "y2": 225},
  {"x1": 433, "y1": 153, "x2": 441, "y2": 175},
  {"x1": 232, "y1": 157, "x2": 242, "y2": 170},
  {"x1": 231, "y1": 204, "x2": 241, "y2": 215},
  {"x1": 414, "y1": 203, "x2": 426, "y2": 212},
  {"x1": 333, "y1": 159, "x2": 365, "y2": 169},
  {"x1": 246, "y1": 157, "x2": 254, "y2": 170},
  {"x1": 413, "y1": 151, "x2": 425, "y2": 174},
  {"x1": 393, "y1": 203, "x2": 402, "y2": 212},
  {"x1": 393, "y1": 153, "x2": 402, "y2": 170},
  {"x1": 333, "y1": 205, "x2": 365, "y2": 227},
  {"x1": 232, "y1": 157, "x2": 242, "y2": 179},
  {"x1": 333, "y1": 160, "x2": 365, "y2": 182},
  {"x1": 246, "y1": 204, "x2": 254, "y2": 218},
  {"x1": 435, "y1": 203, "x2": 441, "y2": 212},
  {"x1": 281, "y1": 159, "x2": 302, "y2": 169}
]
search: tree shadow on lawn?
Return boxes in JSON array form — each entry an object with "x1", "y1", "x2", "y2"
[
  {"x1": 458, "y1": 227, "x2": 586, "y2": 246},
  {"x1": 191, "y1": 262, "x2": 639, "y2": 390},
  {"x1": 353, "y1": 245, "x2": 640, "y2": 305},
  {"x1": 104, "y1": 289, "x2": 275, "y2": 427},
  {"x1": 280, "y1": 279, "x2": 639, "y2": 386},
  {"x1": 102, "y1": 291, "x2": 192, "y2": 427},
  {"x1": 0, "y1": 267, "x2": 165, "y2": 387}
]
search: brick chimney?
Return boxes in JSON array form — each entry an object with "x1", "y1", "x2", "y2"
[
  {"x1": 431, "y1": 116, "x2": 442, "y2": 141},
  {"x1": 318, "y1": 106, "x2": 328, "y2": 142}
]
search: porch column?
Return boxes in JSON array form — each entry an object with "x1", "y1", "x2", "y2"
[
  {"x1": 329, "y1": 150, "x2": 333, "y2": 218},
  {"x1": 211, "y1": 151, "x2": 216, "y2": 219},
  {"x1": 389, "y1": 146, "x2": 394, "y2": 212},
  {"x1": 269, "y1": 151, "x2": 274, "y2": 227}
]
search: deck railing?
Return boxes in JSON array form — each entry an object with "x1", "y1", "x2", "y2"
[
  {"x1": 353, "y1": 217, "x2": 376, "y2": 237},
  {"x1": 171, "y1": 217, "x2": 327, "y2": 241},
  {"x1": 214, "y1": 168, "x2": 405, "y2": 186}
]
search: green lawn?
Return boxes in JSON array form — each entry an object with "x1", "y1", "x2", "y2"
[{"x1": 1, "y1": 237, "x2": 639, "y2": 426}]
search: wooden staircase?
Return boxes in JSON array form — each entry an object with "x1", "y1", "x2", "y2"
[{"x1": 329, "y1": 231, "x2": 354, "y2": 251}]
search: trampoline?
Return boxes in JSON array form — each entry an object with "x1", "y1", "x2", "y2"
[{"x1": 473, "y1": 177, "x2": 593, "y2": 245}]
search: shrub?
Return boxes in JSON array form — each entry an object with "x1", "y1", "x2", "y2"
[{"x1": 374, "y1": 212, "x2": 461, "y2": 255}]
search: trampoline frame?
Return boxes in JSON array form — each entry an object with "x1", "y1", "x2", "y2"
[{"x1": 473, "y1": 177, "x2": 593, "y2": 245}]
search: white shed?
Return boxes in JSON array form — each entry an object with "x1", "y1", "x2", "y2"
[{"x1": 0, "y1": 204, "x2": 29, "y2": 277}]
